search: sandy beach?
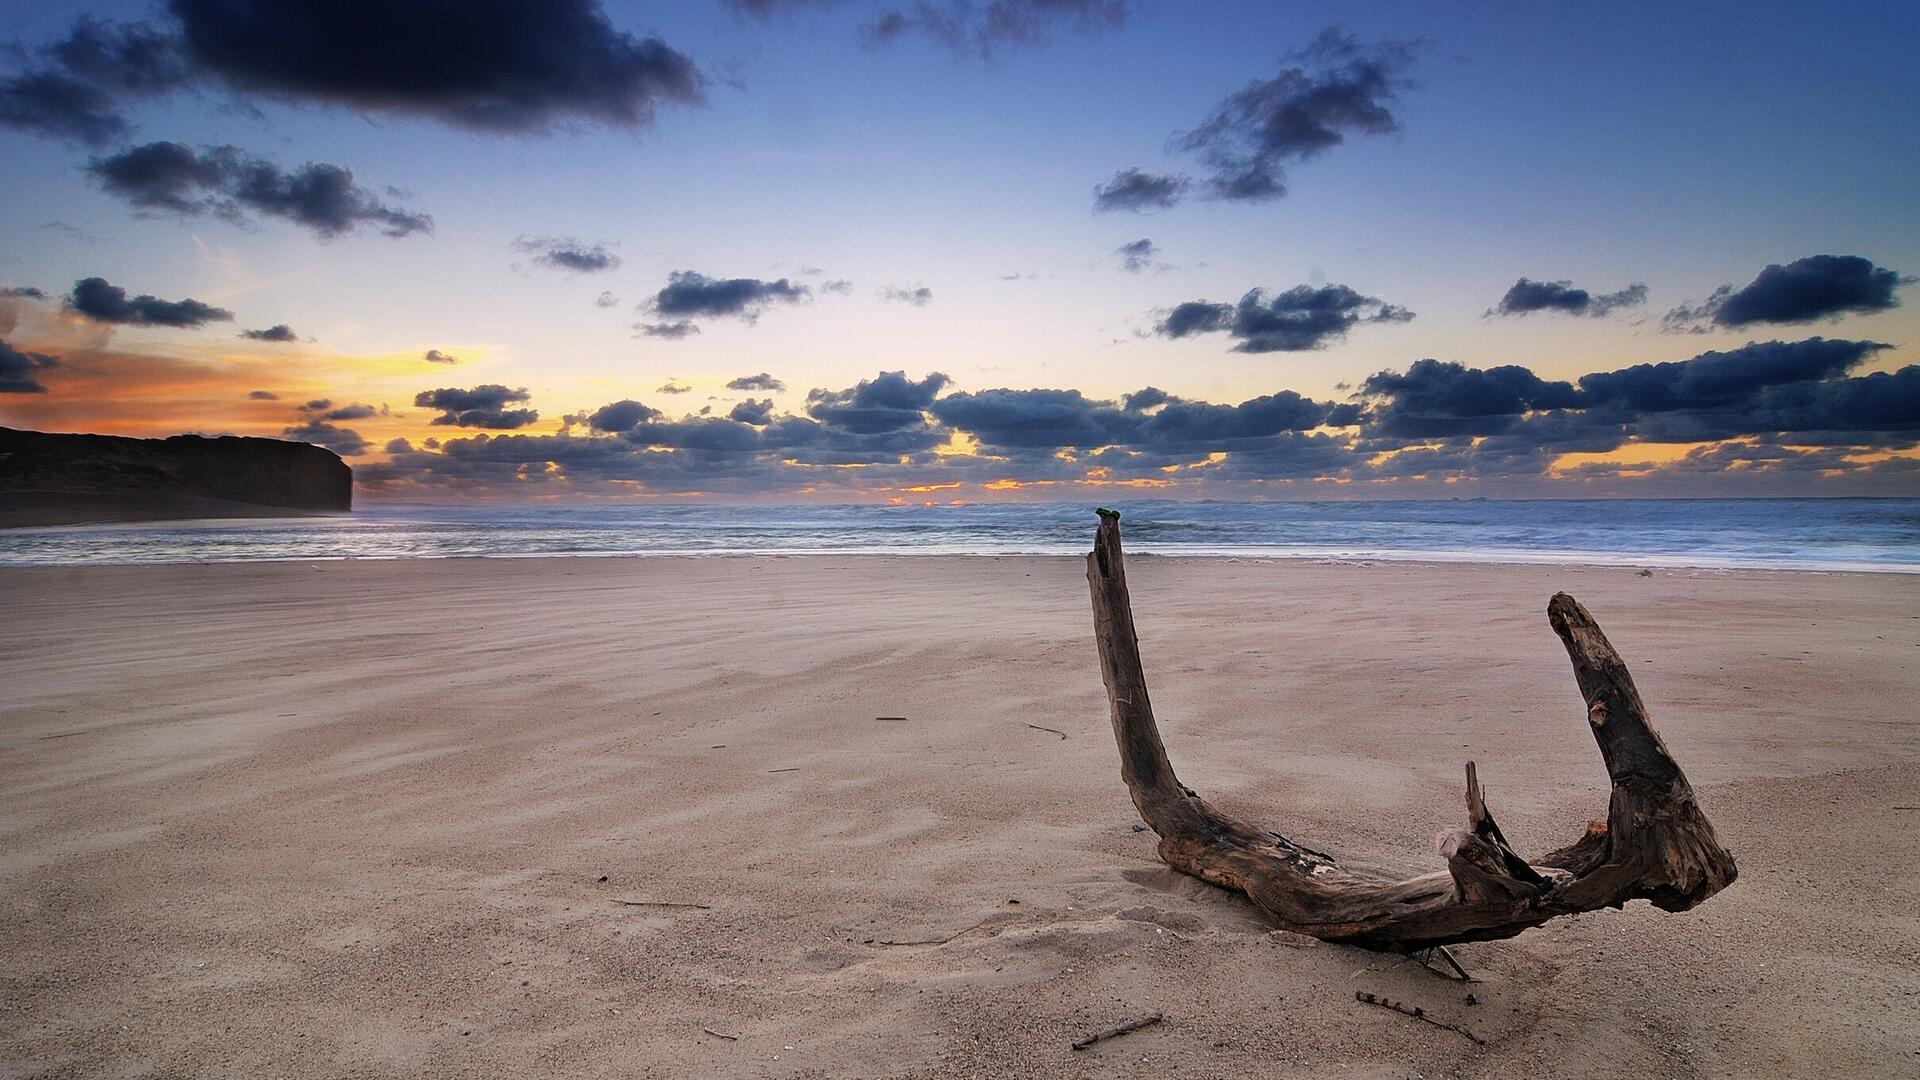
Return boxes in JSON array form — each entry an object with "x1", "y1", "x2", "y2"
[{"x1": 1, "y1": 554, "x2": 1915, "y2": 1078}]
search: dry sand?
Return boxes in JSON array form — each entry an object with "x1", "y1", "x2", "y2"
[{"x1": 1, "y1": 554, "x2": 1916, "y2": 1078}]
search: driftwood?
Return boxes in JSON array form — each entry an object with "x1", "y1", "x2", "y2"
[
  {"x1": 1071, "y1": 1012, "x2": 1163, "y2": 1050},
  {"x1": 1086, "y1": 511, "x2": 1736, "y2": 950}
]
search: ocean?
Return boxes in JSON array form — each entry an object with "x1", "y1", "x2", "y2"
[{"x1": 2, "y1": 498, "x2": 1917, "y2": 571}]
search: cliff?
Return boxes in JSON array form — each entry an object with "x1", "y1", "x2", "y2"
[{"x1": 0, "y1": 427, "x2": 351, "y2": 527}]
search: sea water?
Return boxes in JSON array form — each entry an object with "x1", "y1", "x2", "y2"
[{"x1": 3, "y1": 498, "x2": 1917, "y2": 570}]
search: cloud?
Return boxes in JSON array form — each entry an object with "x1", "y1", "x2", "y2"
[
  {"x1": 414, "y1": 384, "x2": 540, "y2": 428},
  {"x1": 86, "y1": 142, "x2": 432, "y2": 239},
  {"x1": 1489, "y1": 277, "x2": 1647, "y2": 318},
  {"x1": 1118, "y1": 238, "x2": 1158, "y2": 273},
  {"x1": 637, "y1": 320, "x2": 699, "y2": 339},
  {"x1": 1360, "y1": 359, "x2": 1584, "y2": 438},
  {"x1": 725, "y1": 0, "x2": 847, "y2": 16},
  {"x1": 861, "y1": 0, "x2": 1128, "y2": 59},
  {"x1": 1664, "y1": 255, "x2": 1911, "y2": 331},
  {"x1": 1103, "y1": 28, "x2": 1417, "y2": 208},
  {"x1": 241, "y1": 324, "x2": 297, "y2": 341},
  {"x1": 1155, "y1": 283, "x2": 1413, "y2": 352},
  {"x1": 805, "y1": 370, "x2": 951, "y2": 433},
  {"x1": 2, "y1": 287, "x2": 47, "y2": 299},
  {"x1": 595, "y1": 291, "x2": 620, "y2": 308},
  {"x1": 354, "y1": 348, "x2": 1920, "y2": 500},
  {"x1": 820, "y1": 278, "x2": 854, "y2": 295},
  {"x1": 424, "y1": 349, "x2": 458, "y2": 364},
  {"x1": 0, "y1": 17, "x2": 186, "y2": 145},
  {"x1": 1575, "y1": 337, "x2": 1886, "y2": 413},
  {"x1": 297, "y1": 397, "x2": 378, "y2": 421},
  {"x1": 280, "y1": 419, "x2": 368, "y2": 456},
  {"x1": 247, "y1": 389, "x2": 279, "y2": 400},
  {"x1": 67, "y1": 276, "x2": 233, "y2": 328},
  {"x1": 647, "y1": 270, "x2": 810, "y2": 324},
  {"x1": 1092, "y1": 168, "x2": 1189, "y2": 213},
  {"x1": 657, "y1": 380, "x2": 693, "y2": 394},
  {"x1": 879, "y1": 283, "x2": 933, "y2": 306},
  {"x1": 0, "y1": 340, "x2": 60, "y2": 393},
  {"x1": 169, "y1": 0, "x2": 703, "y2": 134},
  {"x1": 513, "y1": 235, "x2": 621, "y2": 273},
  {"x1": 729, "y1": 398, "x2": 776, "y2": 425},
  {"x1": 728, "y1": 372, "x2": 786, "y2": 391}
]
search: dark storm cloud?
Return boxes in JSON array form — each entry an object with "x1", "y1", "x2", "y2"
[
  {"x1": 806, "y1": 370, "x2": 951, "y2": 433},
  {"x1": 168, "y1": 0, "x2": 704, "y2": 134},
  {"x1": 86, "y1": 142, "x2": 432, "y2": 239},
  {"x1": 0, "y1": 17, "x2": 186, "y2": 146},
  {"x1": 1168, "y1": 28, "x2": 1419, "y2": 203},
  {"x1": 1092, "y1": 168, "x2": 1189, "y2": 213},
  {"x1": 240, "y1": 324, "x2": 297, "y2": 341},
  {"x1": 0, "y1": 340, "x2": 60, "y2": 393},
  {"x1": 247, "y1": 389, "x2": 279, "y2": 400},
  {"x1": 729, "y1": 398, "x2": 776, "y2": 425},
  {"x1": 66, "y1": 276, "x2": 232, "y2": 328},
  {"x1": 281, "y1": 419, "x2": 368, "y2": 456},
  {"x1": 648, "y1": 271, "x2": 810, "y2": 323},
  {"x1": 1118, "y1": 238, "x2": 1158, "y2": 273},
  {"x1": 1489, "y1": 277, "x2": 1647, "y2": 318},
  {"x1": 424, "y1": 349, "x2": 458, "y2": 364},
  {"x1": 513, "y1": 235, "x2": 621, "y2": 273},
  {"x1": 414, "y1": 384, "x2": 540, "y2": 428},
  {"x1": 1155, "y1": 284, "x2": 1413, "y2": 352},
  {"x1": 1664, "y1": 255, "x2": 1911, "y2": 331},
  {"x1": 728, "y1": 372, "x2": 786, "y2": 392},
  {"x1": 861, "y1": 0, "x2": 1128, "y2": 60},
  {"x1": 879, "y1": 284, "x2": 933, "y2": 306}
]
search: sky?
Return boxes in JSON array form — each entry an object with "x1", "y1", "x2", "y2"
[{"x1": 1, "y1": 0, "x2": 1917, "y2": 503}]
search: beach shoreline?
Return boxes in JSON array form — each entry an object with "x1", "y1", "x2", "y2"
[{"x1": 2, "y1": 556, "x2": 1915, "y2": 1077}]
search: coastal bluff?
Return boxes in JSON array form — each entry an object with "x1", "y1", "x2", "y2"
[{"x1": 0, "y1": 427, "x2": 351, "y2": 527}]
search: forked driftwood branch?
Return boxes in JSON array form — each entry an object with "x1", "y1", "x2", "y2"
[{"x1": 1086, "y1": 511, "x2": 1735, "y2": 950}]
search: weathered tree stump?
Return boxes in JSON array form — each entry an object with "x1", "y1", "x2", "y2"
[{"x1": 1086, "y1": 510, "x2": 1736, "y2": 950}]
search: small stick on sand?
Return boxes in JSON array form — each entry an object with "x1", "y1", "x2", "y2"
[
  {"x1": 610, "y1": 899, "x2": 711, "y2": 909},
  {"x1": 767, "y1": 767, "x2": 801, "y2": 773},
  {"x1": 1354, "y1": 991, "x2": 1484, "y2": 1044},
  {"x1": 876, "y1": 716, "x2": 909, "y2": 722},
  {"x1": 869, "y1": 917, "x2": 993, "y2": 947},
  {"x1": 1071, "y1": 1013, "x2": 1163, "y2": 1050},
  {"x1": 701, "y1": 1026, "x2": 739, "y2": 1040},
  {"x1": 1024, "y1": 723, "x2": 1068, "y2": 740}
]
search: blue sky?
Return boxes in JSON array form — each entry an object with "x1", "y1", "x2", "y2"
[{"x1": 1, "y1": 1, "x2": 1916, "y2": 500}]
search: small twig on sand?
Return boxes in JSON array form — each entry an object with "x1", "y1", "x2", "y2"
[
  {"x1": 1893, "y1": 806, "x2": 1919, "y2": 811},
  {"x1": 876, "y1": 716, "x2": 909, "y2": 722},
  {"x1": 767, "y1": 767, "x2": 801, "y2": 773},
  {"x1": 1411, "y1": 945, "x2": 1472, "y2": 982},
  {"x1": 869, "y1": 917, "x2": 993, "y2": 947},
  {"x1": 701, "y1": 1026, "x2": 739, "y2": 1040},
  {"x1": 1354, "y1": 992, "x2": 1484, "y2": 1044},
  {"x1": 1071, "y1": 1013, "x2": 1163, "y2": 1050},
  {"x1": 610, "y1": 899, "x2": 711, "y2": 909},
  {"x1": 37, "y1": 730, "x2": 93, "y2": 740},
  {"x1": 1025, "y1": 723, "x2": 1068, "y2": 740}
]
